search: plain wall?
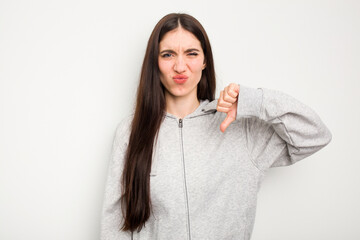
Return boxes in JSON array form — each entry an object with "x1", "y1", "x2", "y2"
[{"x1": 1, "y1": 0, "x2": 359, "y2": 239}]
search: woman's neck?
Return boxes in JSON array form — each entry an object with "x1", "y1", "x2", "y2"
[{"x1": 165, "y1": 93, "x2": 200, "y2": 119}]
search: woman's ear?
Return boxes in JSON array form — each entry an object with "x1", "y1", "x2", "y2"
[{"x1": 202, "y1": 62, "x2": 206, "y2": 70}]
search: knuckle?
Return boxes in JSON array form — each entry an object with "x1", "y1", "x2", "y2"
[{"x1": 224, "y1": 95, "x2": 232, "y2": 102}]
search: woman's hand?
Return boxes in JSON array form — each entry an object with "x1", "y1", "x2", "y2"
[{"x1": 216, "y1": 83, "x2": 240, "y2": 132}]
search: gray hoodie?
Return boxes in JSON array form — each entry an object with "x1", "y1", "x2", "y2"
[{"x1": 100, "y1": 84, "x2": 332, "y2": 240}]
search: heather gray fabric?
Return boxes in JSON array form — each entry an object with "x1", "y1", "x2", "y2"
[{"x1": 101, "y1": 85, "x2": 332, "y2": 240}]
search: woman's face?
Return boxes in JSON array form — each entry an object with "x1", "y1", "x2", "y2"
[{"x1": 158, "y1": 27, "x2": 206, "y2": 101}]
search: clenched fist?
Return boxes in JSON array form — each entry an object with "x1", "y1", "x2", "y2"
[{"x1": 216, "y1": 83, "x2": 240, "y2": 132}]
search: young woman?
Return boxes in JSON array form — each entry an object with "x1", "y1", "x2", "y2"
[{"x1": 101, "y1": 13, "x2": 332, "y2": 240}]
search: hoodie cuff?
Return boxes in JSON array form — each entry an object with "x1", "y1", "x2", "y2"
[{"x1": 236, "y1": 84, "x2": 263, "y2": 119}]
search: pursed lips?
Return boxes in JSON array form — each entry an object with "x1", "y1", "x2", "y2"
[
  {"x1": 173, "y1": 74, "x2": 188, "y2": 84},
  {"x1": 173, "y1": 74, "x2": 188, "y2": 80}
]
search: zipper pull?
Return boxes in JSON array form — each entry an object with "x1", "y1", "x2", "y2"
[{"x1": 178, "y1": 118, "x2": 183, "y2": 128}]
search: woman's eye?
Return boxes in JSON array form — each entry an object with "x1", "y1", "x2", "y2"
[
  {"x1": 161, "y1": 53, "x2": 172, "y2": 58},
  {"x1": 188, "y1": 52, "x2": 198, "y2": 56}
]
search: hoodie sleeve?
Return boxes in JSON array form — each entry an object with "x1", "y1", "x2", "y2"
[
  {"x1": 236, "y1": 84, "x2": 332, "y2": 172},
  {"x1": 100, "y1": 117, "x2": 132, "y2": 240}
]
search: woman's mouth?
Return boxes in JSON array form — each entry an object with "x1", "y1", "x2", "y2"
[{"x1": 173, "y1": 75, "x2": 188, "y2": 84}]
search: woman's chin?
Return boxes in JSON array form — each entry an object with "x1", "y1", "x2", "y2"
[
  {"x1": 164, "y1": 84, "x2": 198, "y2": 99},
  {"x1": 167, "y1": 89, "x2": 193, "y2": 98}
]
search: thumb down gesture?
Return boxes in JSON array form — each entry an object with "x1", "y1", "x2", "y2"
[{"x1": 216, "y1": 83, "x2": 240, "y2": 133}]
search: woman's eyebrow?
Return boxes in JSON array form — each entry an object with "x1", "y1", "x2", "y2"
[
  {"x1": 184, "y1": 48, "x2": 200, "y2": 53},
  {"x1": 159, "y1": 48, "x2": 201, "y2": 54},
  {"x1": 159, "y1": 49, "x2": 176, "y2": 54}
]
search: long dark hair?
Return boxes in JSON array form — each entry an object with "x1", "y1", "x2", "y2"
[{"x1": 120, "y1": 13, "x2": 216, "y2": 232}]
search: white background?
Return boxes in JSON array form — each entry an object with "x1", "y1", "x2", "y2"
[{"x1": 1, "y1": 0, "x2": 359, "y2": 239}]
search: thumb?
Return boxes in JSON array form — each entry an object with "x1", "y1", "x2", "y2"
[{"x1": 220, "y1": 108, "x2": 236, "y2": 133}]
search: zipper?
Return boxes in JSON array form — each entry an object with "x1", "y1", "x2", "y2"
[{"x1": 178, "y1": 118, "x2": 191, "y2": 240}]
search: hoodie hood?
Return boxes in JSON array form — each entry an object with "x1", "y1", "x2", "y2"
[{"x1": 164, "y1": 99, "x2": 218, "y2": 119}]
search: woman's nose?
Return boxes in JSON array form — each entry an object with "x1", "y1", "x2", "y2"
[{"x1": 173, "y1": 56, "x2": 186, "y2": 73}]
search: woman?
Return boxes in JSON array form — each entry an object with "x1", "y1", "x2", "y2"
[{"x1": 101, "y1": 13, "x2": 332, "y2": 240}]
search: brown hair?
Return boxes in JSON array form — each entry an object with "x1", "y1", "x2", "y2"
[{"x1": 120, "y1": 13, "x2": 216, "y2": 232}]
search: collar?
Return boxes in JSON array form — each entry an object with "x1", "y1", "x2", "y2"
[
  {"x1": 201, "y1": 99, "x2": 218, "y2": 113},
  {"x1": 165, "y1": 99, "x2": 218, "y2": 119}
]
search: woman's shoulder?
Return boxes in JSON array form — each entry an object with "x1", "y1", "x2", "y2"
[
  {"x1": 113, "y1": 114, "x2": 134, "y2": 147},
  {"x1": 116, "y1": 114, "x2": 134, "y2": 130}
]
